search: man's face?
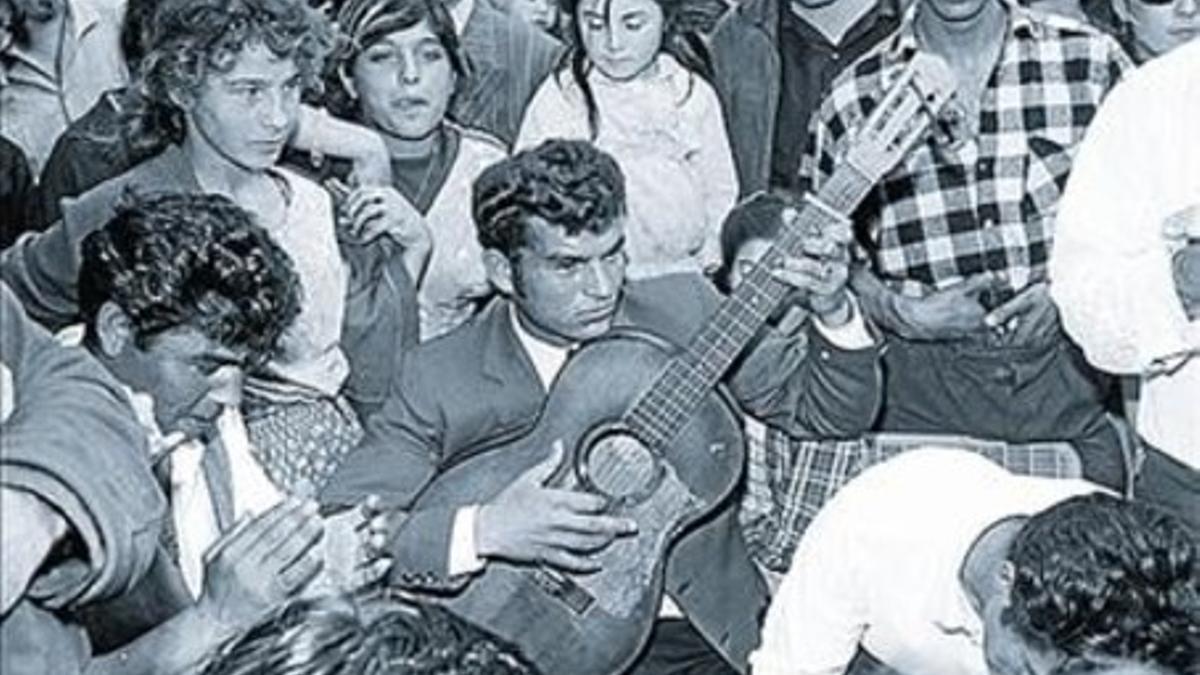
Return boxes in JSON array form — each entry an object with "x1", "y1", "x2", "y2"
[
  {"x1": 1123, "y1": 0, "x2": 1199, "y2": 57},
  {"x1": 184, "y1": 42, "x2": 301, "y2": 172},
  {"x1": 500, "y1": 218, "x2": 628, "y2": 345},
  {"x1": 113, "y1": 325, "x2": 248, "y2": 439},
  {"x1": 349, "y1": 21, "x2": 456, "y2": 141},
  {"x1": 922, "y1": 0, "x2": 995, "y2": 23}
]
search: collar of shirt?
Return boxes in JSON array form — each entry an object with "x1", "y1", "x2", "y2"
[
  {"x1": 509, "y1": 304, "x2": 571, "y2": 389},
  {"x1": 884, "y1": 0, "x2": 1042, "y2": 63},
  {"x1": 587, "y1": 53, "x2": 692, "y2": 98},
  {"x1": 779, "y1": 0, "x2": 902, "y2": 50}
]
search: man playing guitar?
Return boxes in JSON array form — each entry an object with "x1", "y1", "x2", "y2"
[{"x1": 322, "y1": 139, "x2": 881, "y2": 673}]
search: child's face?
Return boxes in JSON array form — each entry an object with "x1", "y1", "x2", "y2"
[
  {"x1": 577, "y1": 0, "x2": 664, "y2": 81},
  {"x1": 730, "y1": 237, "x2": 772, "y2": 289},
  {"x1": 350, "y1": 20, "x2": 456, "y2": 141}
]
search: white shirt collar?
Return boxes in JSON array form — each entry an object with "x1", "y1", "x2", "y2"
[{"x1": 508, "y1": 304, "x2": 570, "y2": 389}]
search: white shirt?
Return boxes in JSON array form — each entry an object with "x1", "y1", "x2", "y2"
[
  {"x1": 1049, "y1": 39, "x2": 1200, "y2": 468},
  {"x1": 751, "y1": 449, "x2": 1099, "y2": 675},
  {"x1": 516, "y1": 55, "x2": 739, "y2": 278}
]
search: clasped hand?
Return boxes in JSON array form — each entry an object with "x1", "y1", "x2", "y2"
[
  {"x1": 197, "y1": 496, "x2": 392, "y2": 630},
  {"x1": 476, "y1": 442, "x2": 638, "y2": 573}
]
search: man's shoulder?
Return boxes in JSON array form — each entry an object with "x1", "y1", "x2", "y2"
[
  {"x1": 63, "y1": 147, "x2": 189, "y2": 219},
  {"x1": 620, "y1": 273, "x2": 719, "y2": 343},
  {"x1": 404, "y1": 304, "x2": 503, "y2": 376}
]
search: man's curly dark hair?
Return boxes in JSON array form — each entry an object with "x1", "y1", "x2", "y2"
[
  {"x1": 1005, "y1": 493, "x2": 1200, "y2": 673},
  {"x1": 199, "y1": 593, "x2": 541, "y2": 675},
  {"x1": 472, "y1": 139, "x2": 626, "y2": 259},
  {"x1": 79, "y1": 192, "x2": 302, "y2": 363}
]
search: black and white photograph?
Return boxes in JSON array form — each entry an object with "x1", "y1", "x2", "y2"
[{"x1": 0, "y1": 0, "x2": 1197, "y2": 672}]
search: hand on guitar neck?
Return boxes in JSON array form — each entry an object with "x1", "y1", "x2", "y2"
[
  {"x1": 476, "y1": 443, "x2": 639, "y2": 573},
  {"x1": 766, "y1": 207, "x2": 855, "y2": 328}
]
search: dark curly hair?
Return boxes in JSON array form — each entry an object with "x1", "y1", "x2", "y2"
[
  {"x1": 79, "y1": 192, "x2": 302, "y2": 363},
  {"x1": 1005, "y1": 493, "x2": 1200, "y2": 673},
  {"x1": 323, "y1": 0, "x2": 468, "y2": 121},
  {"x1": 472, "y1": 139, "x2": 626, "y2": 259},
  {"x1": 124, "y1": 0, "x2": 333, "y2": 157},
  {"x1": 200, "y1": 592, "x2": 541, "y2": 675}
]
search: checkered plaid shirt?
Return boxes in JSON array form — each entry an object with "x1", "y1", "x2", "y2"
[
  {"x1": 739, "y1": 420, "x2": 1084, "y2": 573},
  {"x1": 801, "y1": 1, "x2": 1133, "y2": 299}
]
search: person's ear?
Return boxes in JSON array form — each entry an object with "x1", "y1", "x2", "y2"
[
  {"x1": 94, "y1": 302, "x2": 136, "y2": 358},
  {"x1": 483, "y1": 248, "x2": 516, "y2": 297},
  {"x1": 998, "y1": 560, "x2": 1017, "y2": 606},
  {"x1": 166, "y1": 83, "x2": 195, "y2": 113}
]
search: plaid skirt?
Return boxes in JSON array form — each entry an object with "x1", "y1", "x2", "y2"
[{"x1": 243, "y1": 395, "x2": 364, "y2": 497}]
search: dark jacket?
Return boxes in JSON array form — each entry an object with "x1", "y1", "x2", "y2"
[
  {"x1": 322, "y1": 272, "x2": 883, "y2": 670},
  {"x1": 709, "y1": 0, "x2": 902, "y2": 195},
  {"x1": 452, "y1": 0, "x2": 565, "y2": 148},
  {"x1": 0, "y1": 144, "x2": 419, "y2": 418}
]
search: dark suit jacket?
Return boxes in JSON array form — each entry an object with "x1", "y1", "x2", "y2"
[{"x1": 323, "y1": 273, "x2": 883, "y2": 670}]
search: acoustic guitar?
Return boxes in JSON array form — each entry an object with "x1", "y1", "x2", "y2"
[{"x1": 409, "y1": 53, "x2": 958, "y2": 674}]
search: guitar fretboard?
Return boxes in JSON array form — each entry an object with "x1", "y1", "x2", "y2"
[{"x1": 625, "y1": 165, "x2": 875, "y2": 450}]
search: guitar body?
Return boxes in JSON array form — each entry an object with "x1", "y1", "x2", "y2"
[{"x1": 412, "y1": 327, "x2": 746, "y2": 675}]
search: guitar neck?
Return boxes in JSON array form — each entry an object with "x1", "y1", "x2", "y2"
[{"x1": 625, "y1": 166, "x2": 875, "y2": 449}]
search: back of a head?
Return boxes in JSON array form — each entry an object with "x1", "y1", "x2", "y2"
[
  {"x1": 78, "y1": 191, "x2": 301, "y2": 361},
  {"x1": 471, "y1": 139, "x2": 626, "y2": 259},
  {"x1": 199, "y1": 594, "x2": 541, "y2": 675},
  {"x1": 1006, "y1": 493, "x2": 1200, "y2": 673}
]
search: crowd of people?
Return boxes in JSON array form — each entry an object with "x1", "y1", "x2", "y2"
[{"x1": 0, "y1": 0, "x2": 1197, "y2": 673}]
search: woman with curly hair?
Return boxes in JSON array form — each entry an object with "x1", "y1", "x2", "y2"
[
  {"x1": 316, "y1": 0, "x2": 506, "y2": 340},
  {"x1": 514, "y1": 0, "x2": 738, "y2": 279},
  {"x1": 1, "y1": 0, "x2": 424, "y2": 500}
]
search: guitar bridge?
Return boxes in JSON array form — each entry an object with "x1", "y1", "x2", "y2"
[{"x1": 532, "y1": 568, "x2": 595, "y2": 615}]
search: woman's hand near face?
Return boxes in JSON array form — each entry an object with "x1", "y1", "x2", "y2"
[{"x1": 338, "y1": 183, "x2": 433, "y2": 282}]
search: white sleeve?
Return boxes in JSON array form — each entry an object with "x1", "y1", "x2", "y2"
[
  {"x1": 447, "y1": 505, "x2": 487, "y2": 577},
  {"x1": 750, "y1": 496, "x2": 868, "y2": 675},
  {"x1": 1049, "y1": 80, "x2": 1199, "y2": 375}
]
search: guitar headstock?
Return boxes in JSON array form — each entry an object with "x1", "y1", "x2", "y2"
[{"x1": 844, "y1": 52, "x2": 957, "y2": 183}]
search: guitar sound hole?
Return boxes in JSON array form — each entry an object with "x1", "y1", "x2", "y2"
[{"x1": 583, "y1": 431, "x2": 660, "y2": 503}]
